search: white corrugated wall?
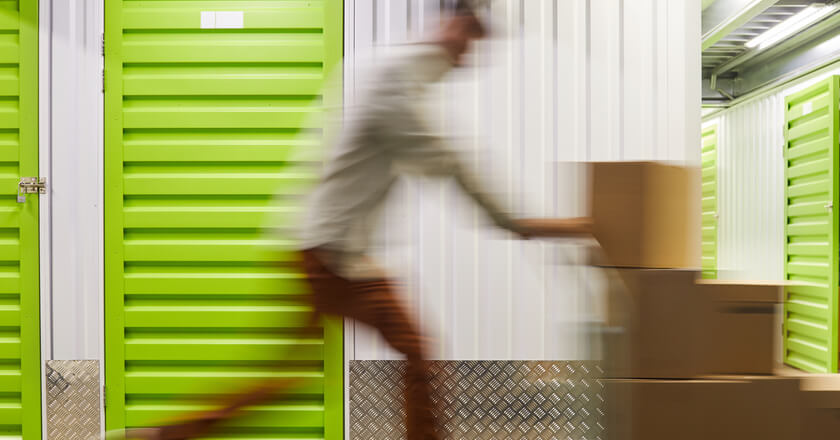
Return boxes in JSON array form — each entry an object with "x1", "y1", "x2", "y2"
[
  {"x1": 344, "y1": 0, "x2": 701, "y2": 361},
  {"x1": 709, "y1": 63, "x2": 840, "y2": 282},
  {"x1": 45, "y1": 0, "x2": 104, "y2": 361},
  {"x1": 711, "y1": 95, "x2": 786, "y2": 281}
]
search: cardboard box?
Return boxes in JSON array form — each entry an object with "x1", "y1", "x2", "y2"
[
  {"x1": 604, "y1": 269, "x2": 710, "y2": 378},
  {"x1": 707, "y1": 376, "x2": 801, "y2": 440},
  {"x1": 803, "y1": 410, "x2": 840, "y2": 439},
  {"x1": 606, "y1": 379, "x2": 709, "y2": 440},
  {"x1": 800, "y1": 375, "x2": 840, "y2": 439},
  {"x1": 697, "y1": 281, "x2": 784, "y2": 375},
  {"x1": 606, "y1": 377, "x2": 800, "y2": 440},
  {"x1": 590, "y1": 161, "x2": 699, "y2": 269},
  {"x1": 605, "y1": 272, "x2": 786, "y2": 377}
]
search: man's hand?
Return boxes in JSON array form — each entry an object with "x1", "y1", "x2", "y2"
[{"x1": 514, "y1": 217, "x2": 594, "y2": 239}]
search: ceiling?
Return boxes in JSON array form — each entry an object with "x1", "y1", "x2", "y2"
[
  {"x1": 701, "y1": 0, "x2": 840, "y2": 104},
  {"x1": 703, "y1": 1, "x2": 811, "y2": 78}
]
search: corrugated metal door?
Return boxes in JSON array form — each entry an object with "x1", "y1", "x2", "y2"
[
  {"x1": 0, "y1": 1, "x2": 40, "y2": 438},
  {"x1": 104, "y1": 2, "x2": 343, "y2": 438},
  {"x1": 783, "y1": 77, "x2": 839, "y2": 373},
  {"x1": 701, "y1": 124, "x2": 718, "y2": 279},
  {"x1": 0, "y1": 2, "x2": 40, "y2": 439}
]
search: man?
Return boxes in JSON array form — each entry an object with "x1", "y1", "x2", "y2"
[
  {"x1": 125, "y1": 2, "x2": 590, "y2": 439},
  {"x1": 298, "y1": 2, "x2": 590, "y2": 440}
]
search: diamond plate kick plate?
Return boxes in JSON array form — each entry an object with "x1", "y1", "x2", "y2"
[
  {"x1": 46, "y1": 360, "x2": 101, "y2": 440},
  {"x1": 350, "y1": 361, "x2": 605, "y2": 440}
]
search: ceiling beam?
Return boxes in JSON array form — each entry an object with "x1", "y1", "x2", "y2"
[
  {"x1": 702, "y1": 0, "x2": 780, "y2": 51},
  {"x1": 712, "y1": 10, "x2": 840, "y2": 79},
  {"x1": 731, "y1": 12, "x2": 840, "y2": 96}
]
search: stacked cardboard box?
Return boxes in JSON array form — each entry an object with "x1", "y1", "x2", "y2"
[
  {"x1": 697, "y1": 279, "x2": 783, "y2": 375},
  {"x1": 799, "y1": 375, "x2": 840, "y2": 439},
  {"x1": 591, "y1": 162, "x2": 800, "y2": 439},
  {"x1": 603, "y1": 268, "x2": 710, "y2": 378},
  {"x1": 605, "y1": 377, "x2": 800, "y2": 440},
  {"x1": 590, "y1": 161, "x2": 697, "y2": 269}
]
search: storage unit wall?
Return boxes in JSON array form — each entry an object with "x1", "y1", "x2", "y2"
[{"x1": 705, "y1": 66, "x2": 840, "y2": 373}]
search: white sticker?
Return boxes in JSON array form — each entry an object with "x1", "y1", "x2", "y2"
[
  {"x1": 802, "y1": 101, "x2": 813, "y2": 115},
  {"x1": 216, "y1": 11, "x2": 244, "y2": 29},
  {"x1": 200, "y1": 11, "x2": 216, "y2": 29}
]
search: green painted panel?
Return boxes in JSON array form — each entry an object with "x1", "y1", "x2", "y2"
[
  {"x1": 786, "y1": 316, "x2": 829, "y2": 340},
  {"x1": 123, "y1": 274, "x2": 308, "y2": 296},
  {"x1": 105, "y1": 1, "x2": 343, "y2": 438},
  {"x1": 786, "y1": 302, "x2": 828, "y2": 322},
  {"x1": 0, "y1": 2, "x2": 40, "y2": 439},
  {"x1": 787, "y1": 137, "x2": 832, "y2": 160},
  {"x1": 122, "y1": 6, "x2": 324, "y2": 30},
  {"x1": 701, "y1": 124, "x2": 718, "y2": 279},
  {"x1": 125, "y1": 306, "x2": 312, "y2": 328},
  {"x1": 124, "y1": 404, "x2": 324, "y2": 429},
  {"x1": 783, "y1": 76, "x2": 840, "y2": 373},
  {"x1": 124, "y1": 340, "x2": 324, "y2": 362},
  {"x1": 124, "y1": 371, "x2": 324, "y2": 395},
  {"x1": 787, "y1": 262, "x2": 832, "y2": 278},
  {"x1": 123, "y1": 174, "x2": 314, "y2": 196},
  {"x1": 124, "y1": 207, "x2": 299, "y2": 229}
]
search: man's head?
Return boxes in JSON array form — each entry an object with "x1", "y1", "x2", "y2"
[{"x1": 437, "y1": 0, "x2": 488, "y2": 66}]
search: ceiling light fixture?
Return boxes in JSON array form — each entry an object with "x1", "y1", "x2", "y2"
[{"x1": 745, "y1": 3, "x2": 838, "y2": 50}]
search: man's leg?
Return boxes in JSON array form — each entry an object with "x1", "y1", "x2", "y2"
[
  {"x1": 122, "y1": 272, "x2": 325, "y2": 440},
  {"x1": 351, "y1": 280, "x2": 440, "y2": 440},
  {"x1": 123, "y1": 331, "x2": 315, "y2": 440},
  {"x1": 301, "y1": 250, "x2": 440, "y2": 440}
]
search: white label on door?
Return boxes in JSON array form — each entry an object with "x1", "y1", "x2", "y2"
[
  {"x1": 802, "y1": 101, "x2": 813, "y2": 115},
  {"x1": 200, "y1": 11, "x2": 216, "y2": 29},
  {"x1": 216, "y1": 11, "x2": 244, "y2": 29}
]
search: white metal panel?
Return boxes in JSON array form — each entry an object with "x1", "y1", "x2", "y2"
[
  {"x1": 47, "y1": 0, "x2": 104, "y2": 361},
  {"x1": 673, "y1": 0, "x2": 704, "y2": 267},
  {"x1": 38, "y1": 0, "x2": 50, "y2": 435},
  {"x1": 590, "y1": 0, "x2": 620, "y2": 161},
  {"x1": 716, "y1": 94, "x2": 786, "y2": 280},
  {"x1": 347, "y1": 0, "x2": 701, "y2": 360},
  {"x1": 623, "y1": 0, "x2": 655, "y2": 161}
]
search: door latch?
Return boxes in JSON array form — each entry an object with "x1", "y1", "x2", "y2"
[
  {"x1": 825, "y1": 202, "x2": 834, "y2": 210},
  {"x1": 17, "y1": 177, "x2": 45, "y2": 203}
]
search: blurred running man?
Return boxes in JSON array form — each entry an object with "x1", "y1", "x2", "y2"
[
  {"x1": 124, "y1": 1, "x2": 590, "y2": 438},
  {"x1": 298, "y1": 1, "x2": 589, "y2": 439}
]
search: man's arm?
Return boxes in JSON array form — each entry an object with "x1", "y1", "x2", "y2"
[
  {"x1": 453, "y1": 165, "x2": 593, "y2": 238},
  {"x1": 383, "y1": 82, "x2": 590, "y2": 238},
  {"x1": 514, "y1": 217, "x2": 593, "y2": 238}
]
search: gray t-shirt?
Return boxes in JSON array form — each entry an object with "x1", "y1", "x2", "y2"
[{"x1": 298, "y1": 44, "x2": 518, "y2": 278}]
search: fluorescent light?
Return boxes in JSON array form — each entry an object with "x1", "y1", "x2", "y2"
[{"x1": 745, "y1": 3, "x2": 838, "y2": 50}]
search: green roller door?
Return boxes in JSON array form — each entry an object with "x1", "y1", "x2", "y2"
[
  {"x1": 701, "y1": 124, "x2": 718, "y2": 280},
  {"x1": 0, "y1": 1, "x2": 40, "y2": 439},
  {"x1": 783, "y1": 76, "x2": 839, "y2": 373},
  {"x1": 104, "y1": 2, "x2": 343, "y2": 438}
]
